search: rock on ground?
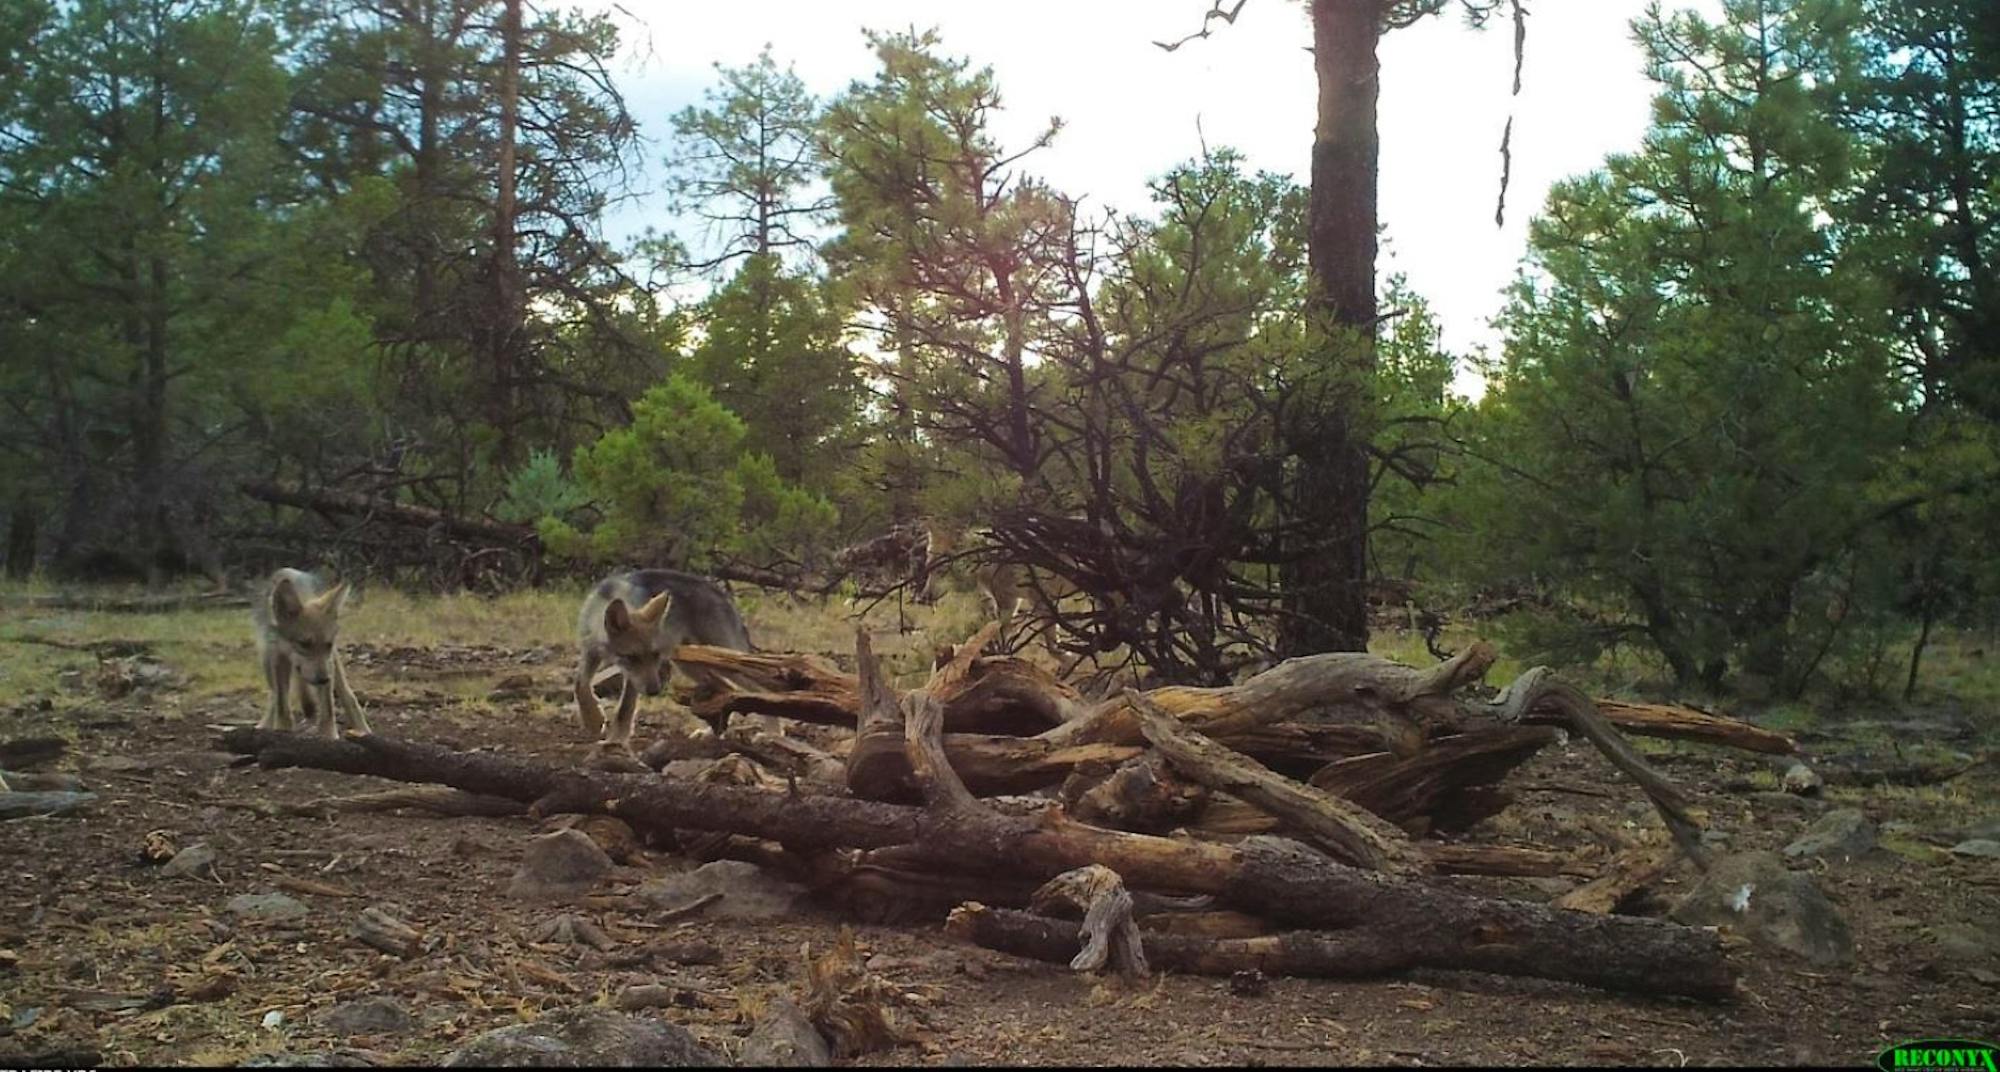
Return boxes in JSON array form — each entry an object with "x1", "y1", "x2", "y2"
[
  {"x1": 442, "y1": 1007, "x2": 721, "y2": 1067},
  {"x1": 508, "y1": 829, "x2": 614, "y2": 902},
  {"x1": 740, "y1": 995, "x2": 832, "y2": 1067},
  {"x1": 322, "y1": 996, "x2": 416, "y2": 1036},
  {"x1": 636, "y1": 860, "x2": 812, "y2": 922},
  {"x1": 1782, "y1": 808, "x2": 1877, "y2": 861},
  {"x1": 1949, "y1": 838, "x2": 2000, "y2": 859},
  {"x1": 1671, "y1": 851, "x2": 1854, "y2": 968},
  {"x1": 225, "y1": 892, "x2": 309, "y2": 922},
  {"x1": 162, "y1": 844, "x2": 218, "y2": 878}
]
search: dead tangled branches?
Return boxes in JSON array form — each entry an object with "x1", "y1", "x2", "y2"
[{"x1": 221, "y1": 621, "x2": 1787, "y2": 1001}]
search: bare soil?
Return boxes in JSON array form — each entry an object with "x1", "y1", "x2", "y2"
[{"x1": 2, "y1": 633, "x2": 1996, "y2": 1067}]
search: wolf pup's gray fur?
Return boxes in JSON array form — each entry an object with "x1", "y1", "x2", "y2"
[
  {"x1": 574, "y1": 568, "x2": 754, "y2": 747},
  {"x1": 252, "y1": 568, "x2": 370, "y2": 739}
]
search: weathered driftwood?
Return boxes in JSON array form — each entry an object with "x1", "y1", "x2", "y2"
[
  {"x1": 1305, "y1": 726, "x2": 1557, "y2": 832},
  {"x1": 1030, "y1": 866, "x2": 1149, "y2": 977},
  {"x1": 1584, "y1": 700, "x2": 1795, "y2": 755},
  {"x1": 674, "y1": 641, "x2": 1787, "y2": 760},
  {"x1": 1070, "y1": 754, "x2": 1209, "y2": 833},
  {"x1": 674, "y1": 640, "x2": 1082, "y2": 739},
  {"x1": 218, "y1": 728, "x2": 1734, "y2": 998},
  {"x1": 1471, "y1": 668, "x2": 1711, "y2": 869},
  {"x1": 351, "y1": 905, "x2": 424, "y2": 958},
  {"x1": 1127, "y1": 690, "x2": 1423, "y2": 876}
]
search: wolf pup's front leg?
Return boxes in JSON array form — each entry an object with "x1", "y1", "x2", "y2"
[
  {"x1": 330, "y1": 649, "x2": 371, "y2": 736},
  {"x1": 257, "y1": 648, "x2": 294, "y2": 731},
  {"x1": 574, "y1": 647, "x2": 606, "y2": 738}
]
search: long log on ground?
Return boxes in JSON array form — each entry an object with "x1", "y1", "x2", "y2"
[
  {"x1": 946, "y1": 903, "x2": 1728, "y2": 997},
  {"x1": 216, "y1": 729, "x2": 1733, "y2": 999}
]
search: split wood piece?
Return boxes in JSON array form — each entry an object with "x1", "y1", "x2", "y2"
[
  {"x1": 1030, "y1": 866, "x2": 1149, "y2": 978},
  {"x1": 1071, "y1": 754, "x2": 1209, "y2": 834},
  {"x1": 847, "y1": 624, "x2": 1138, "y2": 800},
  {"x1": 1304, "y1": 726, "x2": 1557, "y2": 829},
  {"x1": 1422, "y1": 844, "x2": 1567, "y2": 878},
  {"x1": 1473, "y1": 668, "x2": 1711, "y2": 869},
  {"x1": 351, "y1": 905, "x2": 424, "y2": 958},
  {"x1": 1128, "y1": 689, "x2": 1423, "y2": 876},
  {"x1": 1585, "y1": 700, "x2": 1796, "y2": 756},
  {"x1": 1220, "y1": 723, "x2": 1402, "y2": 780},
  {"x1": 1555, "y1": 843, "x2": 1676, "y2": 915},
  {"x1": 218, "y1": 729, "x2": 1735, "y2": 999}
]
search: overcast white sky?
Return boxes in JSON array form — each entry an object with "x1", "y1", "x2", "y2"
[{"x1": 590, "y1": 0, "x2": 1713, "y2": 377}]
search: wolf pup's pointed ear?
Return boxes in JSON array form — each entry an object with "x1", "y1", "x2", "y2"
[
  {"x1": 318, "y1": 581, "x2": 352, "y2": 616},
  {"x1": 271, "y1": 576, "x2": 304, "y2": 623},
  {"x1": 604, "y1": 599, "x2": 633, "y2": 634},
  {"x1": 635, "y1": 591, "x2": 673, "y2": 626}
]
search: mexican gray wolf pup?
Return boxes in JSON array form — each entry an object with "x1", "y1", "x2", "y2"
[
  {"x1": 252, "y1": 567, "x2": 370, "y2": 739},
  {"x1": 573, "y1": 568, "x2": 755, "y2": 749}
]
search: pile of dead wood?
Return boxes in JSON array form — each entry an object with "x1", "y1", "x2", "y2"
[{"x1": 222, "y1": 622, "x2": 1799, "y2": 1001}]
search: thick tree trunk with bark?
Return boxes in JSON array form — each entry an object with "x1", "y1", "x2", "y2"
[{"x1": 1281, "y1": 0, "x2": 1382, "y2": 657}]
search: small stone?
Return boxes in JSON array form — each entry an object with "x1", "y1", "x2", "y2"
[
  {"x1": 1783, "y1": 808, "x2": 1876, "y2": 862},
  {"x1": 1949, "y1": 838, "x2": 2000, "y2": 859},
  {"x1": 1780, "y1": 763, "x2": 1823, "y2": 796},
  {"x1": 227, "y1": 893, "x2": 310, "y2": 922},
  {"x1": 507, "y1": 829, "x2": 614, "y2": 902},
  {"x1": 162, "y1": 844, "x2": 218, "y2": 878},
  {"x1": 323, "y1": 996, "x2": 416, "y2": 1036}
]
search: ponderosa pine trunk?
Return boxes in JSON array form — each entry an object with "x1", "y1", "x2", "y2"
[{"x1": 1281, "y1": 0, "x2": 1380, "y2": 657}]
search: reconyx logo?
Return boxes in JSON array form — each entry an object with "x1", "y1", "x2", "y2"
[{"x1": 1876, "y1": 1039, "x2": 2000, "y2": 1072}]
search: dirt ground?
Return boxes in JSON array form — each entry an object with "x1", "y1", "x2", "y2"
[{"x1": 1, "y1": 601, "x2": 1996, "y2": 1068}]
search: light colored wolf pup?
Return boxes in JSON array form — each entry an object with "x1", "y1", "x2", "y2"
[
  {"x1": 574, "y1": 569, "x2": 754, "y2": 749},
  {"x1": 252, "y1": 568, "x2": 370, "y2": 739}
]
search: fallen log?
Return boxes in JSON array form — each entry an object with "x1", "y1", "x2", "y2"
[
  {"x1": 217, "y1": 728, "x2": 1734, "y2": 999},
  {"x1": 946, "y1": 903, "x2": 1729, "y2": 998}
]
